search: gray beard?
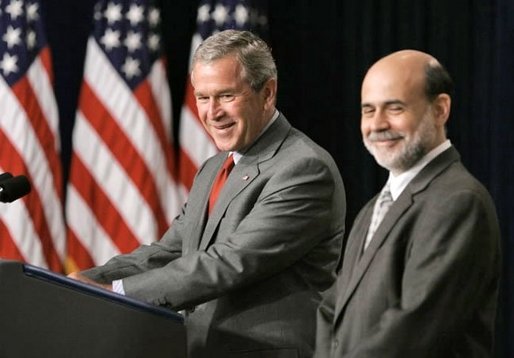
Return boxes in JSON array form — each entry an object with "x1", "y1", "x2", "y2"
[{"x1": 364, "y1": 112, "x2": 437, "y2": 174}]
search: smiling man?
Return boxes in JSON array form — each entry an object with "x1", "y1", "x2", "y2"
[
  {"x1": 69, "y1": 30, "x2": 346, "y2": 358},
  {"x1": 314, "y1": 50, "x2": 501, "y2": 357}
]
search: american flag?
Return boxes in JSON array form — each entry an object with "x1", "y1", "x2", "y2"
[
  {"x1": 0, "y1": 0, "x2": 66, "y2": 271},
  {"x1": 178, "y1": 0, "x2": 268, "y2": 190},
  {"x1": 65, "y1": 0, "x2": 184, "y2": 272}
]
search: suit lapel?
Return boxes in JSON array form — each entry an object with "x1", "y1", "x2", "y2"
[
  {"x1": 199, "y1": 163, "x2": 259, "y2": 250},
  {"x1": 198, "y1": 114, "x2": 292, "y2": 251},
  {"x1": 185, "y1": 155, "x2": 224, "y2": 253},
  {"x1": 334, "y1": 195, "x2": 413, "y2": 320},
  {"x1": 334, "y1": 146, "x2": 461, "y2": 321}
]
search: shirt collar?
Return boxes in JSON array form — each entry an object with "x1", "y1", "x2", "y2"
[{"x1": 387, "y1": 139, "x2": 451, "y2": 200}]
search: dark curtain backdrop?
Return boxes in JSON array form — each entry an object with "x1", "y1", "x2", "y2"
[{"x1": 41, "y1": 0, "x2": 513, "y2": 356}]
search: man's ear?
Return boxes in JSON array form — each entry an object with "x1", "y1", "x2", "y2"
[
  {"x1": 261, "y1": 78, "x2": 277, "y2": 109},
  {"x1": 433, "y1": 93, "x2": 451, "y2": 126}
]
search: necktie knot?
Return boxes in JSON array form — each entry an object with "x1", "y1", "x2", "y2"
[{"x1": 208, "y1": 155, "x2": 235, "y2": 214}]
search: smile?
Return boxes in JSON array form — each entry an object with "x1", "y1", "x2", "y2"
[{"x1": 213, "y1": 122, "x2": 235, "y2": 131}]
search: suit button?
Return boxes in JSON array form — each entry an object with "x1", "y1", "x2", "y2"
[{"x1": 332, "y1": 339, "x2": 339, "y2": 348}]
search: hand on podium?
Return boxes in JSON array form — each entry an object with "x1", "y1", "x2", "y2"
[{"x1": 68, "y1": 272, "x2": 113, "y2": 291}]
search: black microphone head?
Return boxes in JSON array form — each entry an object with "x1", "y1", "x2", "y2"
[
  {"x1": 0, "y1": 175, "x2": 31, "y2": 203},
  {"x1": 0, "y1": 172, "x2": 13, "y2": 183}
]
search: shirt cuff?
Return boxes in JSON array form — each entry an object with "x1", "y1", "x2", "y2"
[{"x1": 112, "y1": 279, "x2": 125, "y2": 295}]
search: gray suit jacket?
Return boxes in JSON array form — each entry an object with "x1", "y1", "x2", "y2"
[
  {"x1": 314, "y1": 146, "x2": 501, "y2": 357},
  {"x1": 83, "y1": 113, "x2": 346, "y2": 358}
]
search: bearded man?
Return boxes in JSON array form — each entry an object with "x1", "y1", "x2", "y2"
[{"x1": 314, "y1": 50, "x2": 501, "y2": 358}]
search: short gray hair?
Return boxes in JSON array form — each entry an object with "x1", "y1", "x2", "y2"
[{"x1": 192, "y1": 29, "x2": 277, "y2": 92}]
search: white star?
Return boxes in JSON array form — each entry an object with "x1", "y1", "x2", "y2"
[
  {"x1": 2, "y1": 25, "x2": 22, "y2": 48},
  {"x1": 258, "y1": 14, "x2": 268, "y2": 27},
  {"x1": 26, "y1": 30, "x2": 36, "y2": 49},
  {"x1": 121, "y1": 57, "x2": 141, "y2": 79},
  {"x1": 147, "y1": 33, "x2": 160, "y2": 52},
  {"x1": 148, "y1": 7, "x2": 160, "y2": 27},
  {"x1": 0, "y1": 52, "x2": 18, "y2": 75},
  {"x1": 26, "y1": 2, "x2": 39, "y2": 21},
  {"x1": 197, "y1": 4, "x2": 210, "y2": 23},
  {"x1": 124, "y1": 31, "x2": 141, "y2": 52},
  {"x1": 100, "y1": 28, "x2": 120, "y2": 51},
  {"x1": 104, "y1": 2, "x2": 122, "y2": 24},
  {"x1": 126, "y1": 4, "x2": 144, "y2": 26},
  {"x1": 6, "y1": 0, "x2": 23, "y2": 20},
  {"x1": 94, "y1": 3, "x2": 102, "y2": 21},
  {"x1": 212, "y1": 4, "x2": 228, "y2": 26},
  {"x1": 234, "y1": 5, "x2": 248, "y2": 27}
]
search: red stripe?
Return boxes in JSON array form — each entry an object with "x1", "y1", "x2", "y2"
[
  {"x1": 0, "y1": 129, "x2": 62, "y2": 272},
  {"x1": 79, "y1": 81, "x2": 169, "y2": 235},
  {"x1": 184, "y1": 78, "x2": 201, "y2": 125},
  {"x1": 0, "y1": 221, "x2": 25, "y2": 262},
  {"x1": 133, "y1": 76, "x2": 178, "y2": 178},
  {"x1": 66, "y1": 228, "x2": 94, "y2": 270},
  {"x1": 68, "y1": 152, "x2": 140, "y2": 254},
  {"x1": 39, "y1": 47, "x2": 54, "y2": 84},
  {"x1": 11, "y1": 75, "x2": 63, "y2": 199}
]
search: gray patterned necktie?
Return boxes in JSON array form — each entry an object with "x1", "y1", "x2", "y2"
[{"x1": 364, "y1": 184, "x2": 393, "y2": 250}]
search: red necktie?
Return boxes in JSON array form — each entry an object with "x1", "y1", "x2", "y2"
[{"x1": 208, "y1": 154, "x2": 235, "y2": 214}]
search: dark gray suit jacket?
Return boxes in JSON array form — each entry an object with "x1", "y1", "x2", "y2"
[
  {"x1": 83, "y1": 113, "x2": 346, "y2": 358},
  {"x1": 314, "y1": 146, "x2": 501, "y2": 357}
]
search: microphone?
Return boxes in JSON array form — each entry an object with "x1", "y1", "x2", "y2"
[
  {"x1": 0, "y1": 172, "x2": 13, "y2": 183},
  {"x1": 0, "y1": 175, "x2": 31, "y2": 203}
]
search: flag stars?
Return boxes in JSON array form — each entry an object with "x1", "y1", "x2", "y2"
[
  {"x1": 124, "y1": 30, "x2": 142, "y2": 52},
  {"x1": 121, "y1": 57, "x2": 141, "y2": 79},
  {"x1": 26, "y1": 2, "x2": 39, "y2": 21},
  {"x1": 148, "y1": 7, "x2": 160, "y2": 27},
  {"x1": 197, "y1": 4, "x2": 210, "y2": 23},
  {"x1": 147, "y1": 33, "x2": 160, "y2": 52},
  {"x1": 0, "y1": 52, "x2": 18, "y2": 76},
  {"x1": 234, "y1": 5, "x2": 248, "y2": 27},
  {"x1": 2, "y1": 25, "x2": 22, "y2": 48},
  {"x1": 126, "y1": 4, "x2": 144, "y2": 26},
  {"x1": 5, "y1": 0, "x2": 23, "y2": 20},
  {"x1": 212, "y1": 4, "x2": 228, "y2": 26},
  {"x1": 100, "y1": 28, "x2": 120, "y2": 51},
  {"x1": 26, "y1": 30, "x2": 36, "y2": 49},
  {"x1": 104, "y1": 2, "x2": 122, "y2": 24}
]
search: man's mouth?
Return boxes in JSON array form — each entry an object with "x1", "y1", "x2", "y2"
[
  {"x1": 213, "y1": 122, "x2": 236, "y2": 132},
  {"x1": 368, "y1": 131, "x2": 403, "y2": 144}
]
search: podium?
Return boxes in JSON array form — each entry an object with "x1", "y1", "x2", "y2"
[{"x1": 0, "y1": 260, "x2": 186, "y2": 357}]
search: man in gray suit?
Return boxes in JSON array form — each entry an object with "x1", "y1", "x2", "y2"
[
  {"x1": 69, "y1": 30, "x2": 346, "y2": 357},
  {"x1": 314, "y1": 50, "x2": 501, "y2": 357}
]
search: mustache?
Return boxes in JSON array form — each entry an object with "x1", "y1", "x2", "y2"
[{"x1": 366, "y1": 130, "x2": 403, "y2": 142}]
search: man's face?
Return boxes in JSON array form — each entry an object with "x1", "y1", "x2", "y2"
[
  {"x1": 191, "y1": 55, "x2": 275, "y2": 152},
  {"x1": 360, "y1": 66, "x2": 439, "y2": 175}
]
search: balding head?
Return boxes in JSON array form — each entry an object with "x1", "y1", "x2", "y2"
[
  {"x1": 364, "y1": 50, "x2": 453, "y2": 103},
  {"x1": 360, "y1": 50, "x2": 453, "y2": 174}
]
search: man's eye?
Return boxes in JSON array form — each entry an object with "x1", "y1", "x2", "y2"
[
  {"x1": 220, "y1": 94, "x2": 235, "y2": 102},
  {"x1": 196, "y1": 96, "x2": 208, "y2": 103},
  {"x1": 388, "y1": 106, "x2": 403, "y2": 113},
  {"x1": 361, "y1": 108, "x2": 375, "y2": 116}
]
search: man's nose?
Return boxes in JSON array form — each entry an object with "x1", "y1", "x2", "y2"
[
  {"x1": 207, "y1": 99, "x2": 223, "y2": 120},
  {"x1": 369, "y1": 110, "x2": 390, "y2": 131}
]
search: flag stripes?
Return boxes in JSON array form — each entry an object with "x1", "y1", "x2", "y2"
[
  {"x1": 65, "y1": 0, "x2": 183, "y2": 271},
  {"x1": 0, "y1": 0, "x2": 65, "y2": 271}
]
